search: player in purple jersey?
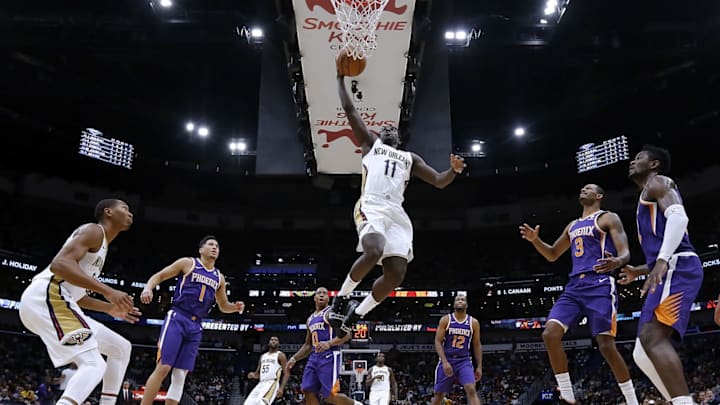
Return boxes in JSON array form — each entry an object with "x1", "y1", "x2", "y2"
[
  {"x1": 431, "y1": 295, "x2": 482, "y2": 405},
  {"x1": 619, "y1": 145, "x2": 703, "y2": 405},
  {"x1": 139, "y1": 236, "x2": 245, "y2": 405},
  {"x1": 520, "y1": 184, "x2": 638, "y2": 404},
  {"x1": 285, "y1": 287, "x2": 361, "y2": 405}
]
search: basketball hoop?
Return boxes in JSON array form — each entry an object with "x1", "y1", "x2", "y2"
[
  {"x1": 352, "y1": 359, "x2": 367, "y2": 390},
  {"x1": 331, "y1": 0, "x2": 389, "y2": 59}
]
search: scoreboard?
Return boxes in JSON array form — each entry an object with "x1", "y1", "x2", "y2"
[
  {"x1": 78, "y1": 128, "x2": 134, "y2": 169},
  {"x1": 576, "y1": 135, "x2": 629, "y2": 173}
]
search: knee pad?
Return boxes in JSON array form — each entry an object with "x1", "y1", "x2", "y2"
[{"x1": 166, "y1": 368, "x2": 188, "y2": 401}]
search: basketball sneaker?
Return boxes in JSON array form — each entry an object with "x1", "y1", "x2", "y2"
[
  {"x1": 327, "y1": 296, "x2": 349, "y2": 329},
  {"x1": 338, "y1": 300, "x2": 360, "y2": 338}
]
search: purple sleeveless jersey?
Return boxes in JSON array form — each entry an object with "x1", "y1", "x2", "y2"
[
  {"x1": 302, "y1": 306, "x2": 342, "y2": 398},
  {"x1": 156, "y1": 258, "x2": 221, "y2": 371},
  {"x1": 172, "y1": 258, "x2": 220, "y2": 318},
  {"x1": 567, "y1": 211, "x2": 617, "y2": 277},
  {"x1": 637, "y1": 197, "x2": 695, "y2": 267},
  {"x1": 434, "y1": 314, "x2": 475, "y2": 393}
]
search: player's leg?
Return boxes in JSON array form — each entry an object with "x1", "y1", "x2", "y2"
[
  {"x1": 585, "y1": 276, "x2": 638, "y2": 405},
  {"x1": 165, "y1": 323, "x2": 202, "y2": 405},
  {"x1": 56, "y1": 350, "x2": 106, "y2": 405},
  {"x1": 304, "y1": 392, "x2": 321, "y2": 405},
  {"x1": 331, "y1": 201, "x2": 388, "y2": 318},
  {"x1": 315, "y1": 351, "x2": 362, "y2": 405},
  {"x1": 462, "y1": 383, "x2": 481, "y2": 405},
  {"x1": 454, "y1": 360, "x2": 480, "y2": 405},
  {"x1": 141, "y1": 311, "x2": 184, "y2": 405},
  {"x1": 431, "y1": 360, "x2": 452, "y2": 405},
  {"x1": 633, "y1": 255, "x2": 702, "y2": 405},
  {"x1": 87, "y1": 318, "x2": 133, "y2": 405},
  {"x1": 543, "y1": 288, "x2": 581, "y2": 404}
]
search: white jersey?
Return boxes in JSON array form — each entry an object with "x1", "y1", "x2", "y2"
[
  {"x1": 32, "y1": 224, "x2": 107, "y2": 302},
  {"x1": 360, "y1": 139, "x2": 413, "y2": 204},
  {"x1": 259, "y1": 351, "x2": 282, "y2": 382},
  {"x1": 369, "y1": 365, "x2": 391, "y2": 392}
]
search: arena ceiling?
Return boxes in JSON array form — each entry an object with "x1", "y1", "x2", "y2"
[{"x1": 0, "y1": 0, "x2": 719, "y2": 189}]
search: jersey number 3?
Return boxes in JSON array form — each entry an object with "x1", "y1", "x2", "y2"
[{"x1": 573, "y1": 238, "x2": 584, "y2": 257}]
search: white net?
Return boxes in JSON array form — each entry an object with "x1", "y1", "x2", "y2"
[{"x1": 331, "y1": 0, "x2": 390, "y2": 59}]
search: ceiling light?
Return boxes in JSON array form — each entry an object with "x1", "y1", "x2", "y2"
[
  {"x1": 455, "y1": 31, "x2": 467, "y2": 40},
  {"x1": 159, "y1": 0, "x2": 172, "y2": 7},
  {"x1": 198, "y1": 127, "x2": 209, "y2": 137},
  {"x1": 471, "y1": 143, "x2": 482, "y2": 153},
  {"x1": 185, "y1": 122, "x2": 195, "y2": 132},
  {"x1": 514, "y1": 127, "x2": 526, "y2": 136},
  {"x1": 540, "y1": 19, "x2": 548, "y2": 24},
  {"x1": 445, "y1": 31, "x2": 455, "y2": 40},
  {"x1": 237, "y1": 141, "x2": 247, "y2": 151},
  {"x1": 250, "y1": 28, "x2": 264, "y2": 38},
  {"x1": 229, "y1": 142, "x2": 237, "y2": 151},
  {"x1": 546, "y1": 0, "x2": 558, "y2": 7},
  {"x1": 544, "y1": 6, "x2": 556, "y2": 15}
]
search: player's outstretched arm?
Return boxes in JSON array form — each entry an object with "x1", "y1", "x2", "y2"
[
  {"x1": 593, "y1": 213, "x2": 631, "y2": 273},
  {"x1": 277, "y1": 352, "x2": 290, "y2": 397},
  {"x1": 50, "y1": 224, "x2": 133, "y2": 312},
  {"x1": 140, "y1": 257, "x2": 193, "y2": 304},
  {"x1": 389, "y1": 367, "x2": 399, "y2": 400},
  {"x1": 471, "y1": 318, "x2": 482, "y2": 381},
  {"x1": 337, "y1": 74, "x2": 376, "y2": 152},
  {"x1": 519, "y1": 221, "x2": 572, "y2": 262},
  {"x1": 215, "y1": 273, "x2": 245, "y2": 314},
  {"x1": 286, "y1": 329, "x2": 314, "y2": 372},
  {"x1": 434, "y1": 315, "x2": 453, "y2": 377},
  {"x1": 410, "y1": 153, "x2": 465, "y2": 189},
  {"x1": 77, "y1": 295, "x2": 142, "y2": 323}
]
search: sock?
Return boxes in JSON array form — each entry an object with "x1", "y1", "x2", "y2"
[
  {"x1": 354, "y1": 402, "x2": 364, "y2": 405},
  {"x1": 338, "y1": 275, "x2": 360, "y2": 297},
  {"x1": 99, "y1": 394, "x2": 118, "y2": 405},
  {"x1": 57, "y1": 400, "x2": 76, "y2": 405},
  {"x1": 555, "y1": 372, "x2": 576, "y2": 404},
  {"x1": 355, "y1": 295, "x2": 380, "y2": 316},
  {"x1": 671, "y1": 396, "x2": 693, "y2": 405},
  {"x1": 618, "y1": 380, "x2": 639, "y2": 405}
]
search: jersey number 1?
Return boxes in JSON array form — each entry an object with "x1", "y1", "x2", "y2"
[{"x1": 384, "y1": 159, "x2": 397, "y2": 178}]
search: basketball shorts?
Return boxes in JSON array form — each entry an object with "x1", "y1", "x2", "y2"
[
  {"x1": 20, "y1": 276, "x2": 131, "y2": 367},
  {"x1": 244, "y1": 379, "x2": 280, "y2": 405},
  {"x1": 638, "y1": 252, "x2": 703, "y2": 340},
  {"x1": 369, "y1": 390, "x2": 390, "y2": 405},
  {"x1": 301, "y1": 350, "x2": 341, "y2": 398},
  {"x1": 156, "y1": 309, "x2": 203, "y2": 371},
  {"x1": 546, "y1": 271, "x2": 619, "y2": 337},
  {"x1": 353, "y1": 195, "x2": 414, "y2": 264},
  {"x1": 434, "y1": 357, "x2": 475, "y2": 393}
]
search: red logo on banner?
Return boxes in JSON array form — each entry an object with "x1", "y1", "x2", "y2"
[
  {"x1": 318, "y1": 128, "x2": 362, "y2": 153},
  {"x1": 306, "y1": 0, "x2": 407, "y2": 15}
]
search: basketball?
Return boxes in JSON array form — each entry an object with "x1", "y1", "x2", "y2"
[{"x1": 336, "y1": 51, "x2": 367, "y2": 77}]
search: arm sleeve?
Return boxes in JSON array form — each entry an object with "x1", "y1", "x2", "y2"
[{"x1": 657, "y1": 204, "x2": 689, "y2": 263}]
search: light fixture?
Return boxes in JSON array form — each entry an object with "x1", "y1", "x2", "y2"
[
  {"x1": 455, "y1": 31, "x2": 467, "y2": 40},
  {"x1": 539, "y1": 19, "x2": 548, "y2": 24},
  {"x1": 185, "y1": 122, "x2": 195, "y2": 132},
  {"x1": 445, "y1": 28, "x2": 482, "y2": 48},
  {"x1": 236, "y1": 26, "x2": 265, "y2": 46},
  {"x1": 544, "y1": 6, "x2": 556, "y2": 15},
  {"x1": 198, "y1": 127, "x2": 209, "y2": 137},
  {"x1": 237, "y1": 141, "x2": 247, "y2": 151},
  {"x1": 514, "y1": 127, "x2": 526, "y2": 136},
  {"x1": 250, "y1": 28, "x2": 264, "y2": 38},
  {"x1": 444, "y1": 31, "x2": 455, "y2": 40},
  {"x1": 547, "y1": 0, "x2": 558, "y2": 7},
  {"x1": 229, "y1": 142, "x2": 237, "y2": 151},
  {"x1": 471, "y1": 143, "x2": 482, "y2": 153},
  {"x1": 159, "y1": 0, "x2": 172, "y2": 7}
]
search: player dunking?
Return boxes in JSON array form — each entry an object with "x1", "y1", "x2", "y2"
[
  {"x1": 139, "y1": 236, "x2": 245, "y2": 405},
  {"x1": 618, "y1": 145, "x2": 703, "y2": 405},
  {"x1": 245, "y1": 336, "x2": 290, "y2": 405},
  {"x1": 19, "y1": 199, "x2": 138, "y2": 405},
  {"x1": 431, "y1": 295, "x2": 482, "y2": 405},
  {"x1": 330, "y1": 66, "x2": 467, "y2": 336},
  {"x1": 366, "y1": 353, "x2": 397, "y2": 405},
  {"x1": 519, "y1": 184, "x2": 639, "y2": 404},
  {"x1": 285, "y1": 287, "x2": 362, "y2": 405}
]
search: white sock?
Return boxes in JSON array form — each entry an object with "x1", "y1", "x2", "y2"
[
  {"x1": 618, "y1": 380, "x2": 639, "y2": 405},
  {"x1": 57, "y1": 400, "x2": 75, "y2": 405},
  {"x1": 555, "y1": 372, "x2": 576, "y2": 404},
  {"x1": 99, "y1": 394, "x2": 118, "y2": 405},
  {"x1": 354, "y1": 402, "x2": 363, "y2": 405},
  {"x1": 338, "y1": 275, "x2": 360, "y2": 297},
  {"x1": 671, "y1": 396, "x2": 693, "y2": 405},
  {"x1": 355, "y1": 295, "x2": 380, "y2": 316}
]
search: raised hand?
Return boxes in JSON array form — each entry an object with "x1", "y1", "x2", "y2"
[
  {"x1": 140, "y1": 289, "x2": 153, "y2": 305},
  {"x1": 519, "y1": 223, "x2": 540, "y2": 242},
  {"x1": 450, "y1": 154, "x2": 466, "y2": 174}
]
